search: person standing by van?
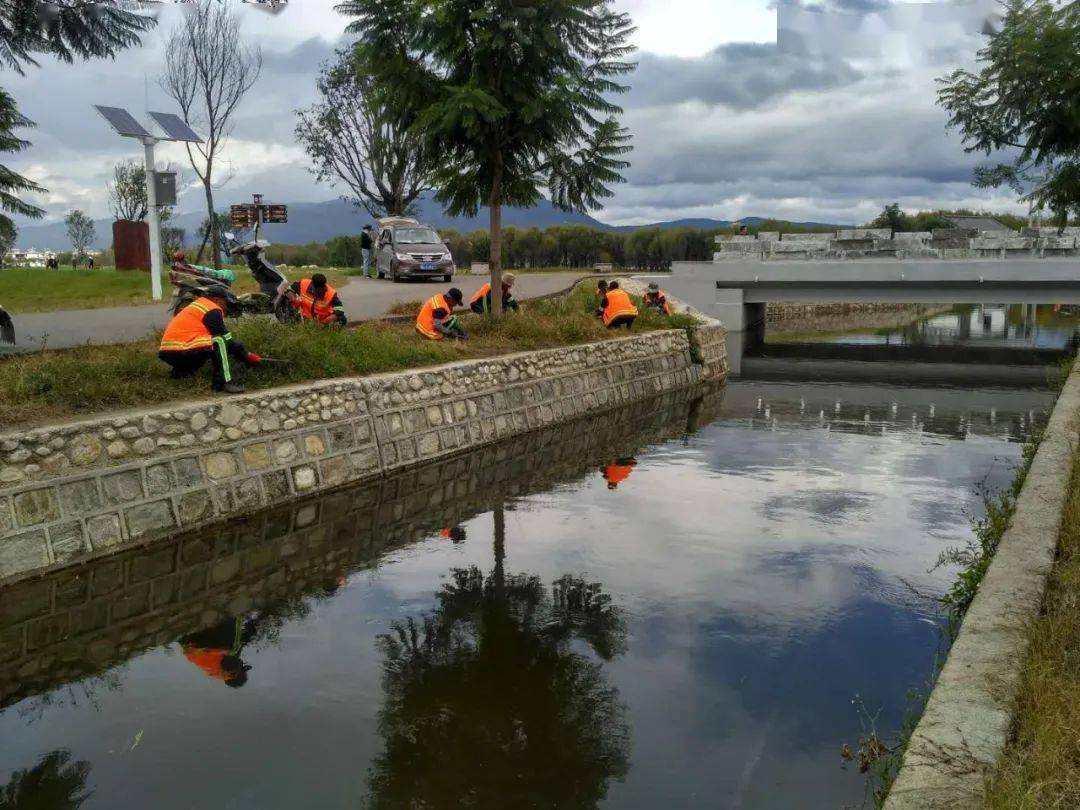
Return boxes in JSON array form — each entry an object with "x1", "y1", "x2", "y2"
[{"x1": 360, "y1": 225, "x2": 375, "y2": 278}]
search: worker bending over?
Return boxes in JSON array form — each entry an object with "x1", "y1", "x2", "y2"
[
  {"x1": 643, "y1": 282, "x2": 672, "y2": 315},
  {"x1": 470, "y1": 272, "x2": 519, "y2": 314},
  {"x1": 416, "y1": 288, "x2": 466, "y2": 340},
  {"x1": 597, "y1": 280, "x2": 638, "y2": 329},
  {"x1": 290, "y1": 273, "x2": 346, "y2": 325},
  {"x1": 159, "y1": 285, "x2": 262, "y2": 394},
  {"x1": 595, "y1": 279, "x2": 608, "y2": 300}
]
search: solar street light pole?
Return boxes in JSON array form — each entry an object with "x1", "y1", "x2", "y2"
[{"x1": 143, "y1": 136, "x2": 163, "y2": 301}]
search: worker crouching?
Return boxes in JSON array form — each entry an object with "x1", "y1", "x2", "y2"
[
  {"x1": 159, "y1": 285, "x2": 262, "y2": 394},
  {"x1": 416, "y1": 287, "x2": 467, "y2": 340},
  {"x1": 643, "y1": 282, "x2": 672, "y2": 315},
  {"x1": 291, "y1": 273, "x2": 346, "y2": 325},
  {"x1": 470, "y1": 272, "x2": 519, "y2": 314},
  {"x1": 597, "y1": 280, "x2": 638, "y2": 329}
]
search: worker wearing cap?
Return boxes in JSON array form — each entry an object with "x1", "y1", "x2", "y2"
[
  {"x1": 469, "y1": 272, "x2": 519, "y2": 314},
  {"x1": 643, "y1": 282, "x2": 672, "y2": 316},
  {"x1": 159, "y1": 285, "x2": 262, "y2": 394},
  {"x1": 290, "y1": 273, "x2": 346, "y2": 326},
  {"x1": 416, "y1": 287, "x2": 466, "y2": 340}
]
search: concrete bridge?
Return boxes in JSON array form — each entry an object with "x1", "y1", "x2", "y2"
[{"x1": 667, "y1": 258, "x2": 1080, "y2": 331}]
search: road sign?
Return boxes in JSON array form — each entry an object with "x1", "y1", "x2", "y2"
[
  {"x1": 266, "y1": 205, "x2": 288, "y2": 223},
  {"x1": 230, "y1": 205, "x2": 258, "y2": 229}
]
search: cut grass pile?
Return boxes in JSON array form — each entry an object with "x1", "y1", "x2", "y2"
[
  {"x1": 0, "y1": 267, "x2": 351, "y2": 314},
  {"x1": 0, "y1": 285, "x2": 695, "y2": 428},
  {"x1": 985, "y1": 449, "x2": 1080, "y2": 809}
]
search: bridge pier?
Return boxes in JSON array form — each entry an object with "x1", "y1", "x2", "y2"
[{"x1": 715, "y1": 287, "x2": 767, "y2": 333}]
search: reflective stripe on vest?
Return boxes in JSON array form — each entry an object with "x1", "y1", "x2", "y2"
[
  {"x1": 160, "y1": 297, "x2": 221, "y2": 352},
  {"x1": 416, "y1": 294, "x2": 450, "y2": 339},
  {"x1": 647, "y1": 290, "x2": 672, "y2": 314},
  {"x1": 602, "y1": 289, "x2": 638, "y2": 326},
  {"x1": 298, "y1": 279, "x2": 338, "y2": 324}
]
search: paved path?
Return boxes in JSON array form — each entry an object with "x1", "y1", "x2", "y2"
[{"x1": 0, "y1": 272, "x2": 588, "y2": 354}]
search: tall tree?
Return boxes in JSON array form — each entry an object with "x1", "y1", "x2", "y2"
[
  {"x1": 107, "y1": 160, "x2": 147, "y2": 221},
  {"x1": 295, "y1": 47, "x2": 433, "y2": 218},
  {"x1": 0, "y1": 2, "x2": 153, "y2": 238},
  {"x1": 160, "y1": 0, "x2": 262, "y2": 267},
  {"x1": 938, "y1": 0, "x2": 1080, "y2": 227},
  {"x1": 338, "y1": 0, "x2": 636, "y2": 314},
  {"x1": 64, "y1": 209, "x2": 95, "y2": 261},
  {"x1": 871, "y1": 202, "x2": 912, "y2": 233}
]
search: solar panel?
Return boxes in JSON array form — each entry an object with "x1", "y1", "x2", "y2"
[
  {"x1": 148, "y1": 111, "x2": 202, "y2": 142},
  {"x1": 94, "y1": 105, "x2": 152, "y2": 138}
]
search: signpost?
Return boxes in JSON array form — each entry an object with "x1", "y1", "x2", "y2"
[
  {"x1": 94, "y1": 105, "x2": 201, "y2": 301},
  {"x1": 230, "y1": 195, "x2": 288, "y2": 233}
]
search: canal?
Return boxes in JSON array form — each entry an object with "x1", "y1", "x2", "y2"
[{"x1": 0, "y1": 305, "x2": 1070, "y2": 808}]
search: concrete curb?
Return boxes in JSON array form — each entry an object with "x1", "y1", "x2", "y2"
[{"x1": 884, "y1": 361, "x2": 1080, "y2": 808}]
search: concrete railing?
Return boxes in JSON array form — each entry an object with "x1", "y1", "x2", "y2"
[
  {"x1": 0, "y1": 383, "x2": 724, "y2": 709},
  {"x1": 714, "y1": 227, "x2": 1080, "y2": 261},
  {"x1": 0, "y1": 326, "x2": 727, "y2": 585}
]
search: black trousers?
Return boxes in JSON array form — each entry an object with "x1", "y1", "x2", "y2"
[
  {"x1": 606, "y1": 314, "x2": 636, "y2": 330},
  {"x1": 159, "y1": 346, "x2": 232, "y2": 388}
]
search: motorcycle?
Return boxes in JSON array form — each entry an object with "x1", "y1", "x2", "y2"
[{"x1": 168, "y1": 222, "x2": 296, "y2": 322}]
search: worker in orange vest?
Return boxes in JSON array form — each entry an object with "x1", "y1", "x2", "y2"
[
  {"x1": 643, "y1": 282, "x2": 673, "y2": 315},
  {"x1": 289, "y1": 273, "x2": 346, "y2": 325},
  {"x1": 596, "y1": 280, "x2": 638, "y2": 329},
  {"x1": 416, "y1": 288, "x2": 466, "y2": 340},
  {"x1": 602, "y1": 457, "x2": 637, "y2": 490},
  {"x1": 470, "y1": 272, "x2": 519, "y2": 314},
  {"x1": 595, "y1": 279, "x2": 608, "y2": 300},
  {"x1": 180, "y1": 615, "x2": 257, "y2": 688},
  {"x1": 158, "y1": 285, "x2": 262, "y2": 394}
]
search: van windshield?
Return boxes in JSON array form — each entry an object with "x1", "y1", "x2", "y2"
[{"x1": 395, "y1": 228, "x2": 442, "y2": 245}]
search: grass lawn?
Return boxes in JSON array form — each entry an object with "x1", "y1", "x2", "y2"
[
  {"x1": 985, "y1": 448, "x2": 1080, "y2": 808},
  {"x1": 0, "y1": 266, "x2": 351, "y2": 314},
  {"x1": 0, "y1": 285, "x2": 695, "y2": 428}
]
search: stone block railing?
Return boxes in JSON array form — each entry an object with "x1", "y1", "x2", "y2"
[
  {"x1": 0, "y1": 327, "x2": 726, "y2": 584},
  {"x1": 0, "y1": 384, "x2": 724, "y2": 708},
  {"x1": 713, "y1": 226, "x2": 1080, "y2": 261}
]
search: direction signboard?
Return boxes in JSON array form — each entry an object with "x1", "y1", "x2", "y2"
[{"x1": 266, "y1": 205, "x2": 288, "y2": 223}]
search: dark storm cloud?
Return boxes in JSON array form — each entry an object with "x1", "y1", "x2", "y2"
[{"x1": 626, "y1": 43, "x2": 861, "y2": 110}]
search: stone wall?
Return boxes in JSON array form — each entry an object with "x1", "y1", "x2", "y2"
[
  {"x1": 766, "y1": 302, "x2": 949, "y2": 328},
  {"x1": 714, "y1": 227, "x2": 1080, "y2": 261},
  {"x1": 0, "y1": 385, "x2": 724, "y2": 709},
  {"x1": 0, "y1": 329, "x2": 724, "y2": 584}
]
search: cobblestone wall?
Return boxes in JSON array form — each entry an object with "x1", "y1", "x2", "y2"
[
  {"x1": 0, "y1": 385, "x2": 724, "y2": 709},
  {"x1": 0, "y1": 329, "x2": 724, "y2": 583}
]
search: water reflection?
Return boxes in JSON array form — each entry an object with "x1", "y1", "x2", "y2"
[
  {"x1": 0, "y1": 750, "x2": 91, "y2": 809},
  {"x1": 368, "y1": 506, "x2": 630, "y2": 807}
]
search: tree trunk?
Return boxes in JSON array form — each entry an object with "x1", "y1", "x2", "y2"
[
  {"x1": 201, "y1": 180, "x2": 220, "y2": 270},
  {"x1": 493, "y1": 502, "x2": 506, "y2": 596},
  {"x1": 488, "y1": 150, "x2": 504, "y2": 317}
]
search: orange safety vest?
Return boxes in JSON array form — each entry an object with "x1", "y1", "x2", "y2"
[
  {"x1": 182, "y1": 646, "x2": 229, "y2": 681},
  {"x1": 416, "y1": 293, "x2": 453, "y2": 340},
  {"x1": 298, "y1": 279, "x2": 339, "y2": 324},
  {"x1": 603, "y1": 464, "x2": 635, "y2": 488},
  {"x1": 602, "y1": 289, "x2": 638, "y2": 326},
  {"x1": 646, "y1": 290, "x2": 672, "y2": 315},
  {"x1": 160, "y1": 297, "x2": 221, "y2": 352},
  {"x1": 470, "y1": 283, "x2": 491, "y2": 306}
]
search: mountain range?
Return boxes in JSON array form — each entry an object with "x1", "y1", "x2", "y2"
[{"x1": 13, "y1": 194, "x2": 841, "y2": 250}]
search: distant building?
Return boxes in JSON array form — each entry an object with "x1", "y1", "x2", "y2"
[
  {"x1": 942, "y1": 215, "x2": 1013, "y2": 233},
  {"x1": 5, "y1": 249, "x2": 50, "y2": 267}
]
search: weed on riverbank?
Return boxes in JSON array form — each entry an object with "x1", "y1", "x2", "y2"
[
  {"x1": 985, "y1": 451, "x2": 1080, "y2": 808},
  {"x1": 0, "y1": 286, "x2": 694, "y2": 428}
]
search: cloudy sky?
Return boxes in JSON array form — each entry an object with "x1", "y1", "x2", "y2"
[{"x1": 6, "y1": 0, "x2": 1024, "y2": 228}]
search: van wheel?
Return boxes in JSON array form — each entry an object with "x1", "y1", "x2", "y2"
[{"x1": 391, "y1": 268, "x2": 401, "y2": 283}]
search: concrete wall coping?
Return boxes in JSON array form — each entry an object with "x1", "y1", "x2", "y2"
[{"x1": 884, "y1": 361, "x2": 1080, "y2": 808}]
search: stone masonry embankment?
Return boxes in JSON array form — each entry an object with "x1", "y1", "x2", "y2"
[
  {"x1": 884, "y1": 360, "x2": 1080, "y2": 808},
  {"x1": 0, "y1": 384, "x2": 724, "y2": 708},
  {"x1": 0, "y1": 326, "x2": 726, "y2": 584}
]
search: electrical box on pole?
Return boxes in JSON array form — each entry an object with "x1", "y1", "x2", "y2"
[{"x1": 154, "y1": 172, "x2": 178, "y2": 207}]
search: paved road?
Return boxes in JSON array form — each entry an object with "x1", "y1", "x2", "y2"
[{"x1": 0, "y1": 272, "x2": 588, "y2": 354}]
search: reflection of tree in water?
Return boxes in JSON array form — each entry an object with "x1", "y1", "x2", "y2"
[
  {"x1": 0, "y1": 750, "x2": 91, "y2": 809},
  {"x1": 367, "y1": 508, "x2": 631, "y2": 807}
]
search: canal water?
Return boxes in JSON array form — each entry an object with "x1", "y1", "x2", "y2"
[{"x1": 0, "y1": 307, "x2": 1066, "y2": 809}]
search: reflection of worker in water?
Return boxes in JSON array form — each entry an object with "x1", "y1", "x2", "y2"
[
  {"x1": 180, "y1": 615, "x2": 259, "y2": 688},
  {"x1": 440, "y1": 526, "x2": 467, "y2": 544},
  {"x1": 601, "y1": 458, "x2": 637, "y2": 490}
]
